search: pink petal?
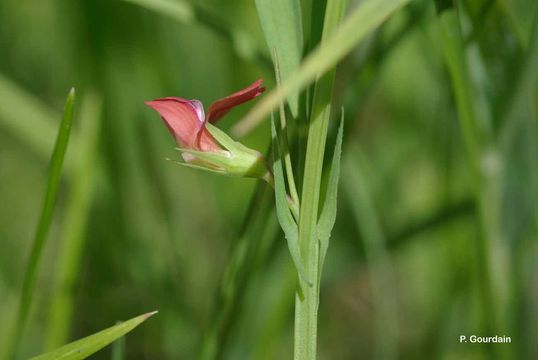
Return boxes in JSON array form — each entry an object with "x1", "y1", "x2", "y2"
[
  {"x1": 207, "y1": 79, "x2": 265, "y2": 124},
  {"x1": 145, "y1": 97, "x2": 220, "y2": 152}
]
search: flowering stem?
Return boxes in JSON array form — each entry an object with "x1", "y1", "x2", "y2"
[
  {"x1": 294, "y1": 102, "x2": 328, "y2": 360},
  {"x1": 294, "y1": 1, "x2": 346, "y2": 358}
]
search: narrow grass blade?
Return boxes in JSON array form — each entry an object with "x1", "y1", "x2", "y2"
[
  {"x1": 30, "y1": 312, "x2": 157, "y2": 360},
  {"x1": 317, "y1": 112, "x2": 344, "y2": 268},
  {"x1": 255, "y1": 0, "x2": 303, "y2": 117},
  {"x1": 233, "y1": 0, "x2": 411, "y2": 136},
  {"x1": 45, "y1": 92, "x2": 103, "y2": 349},
  {"x1": 6, "y1": 88, "x2": 76, "y2": 359},
  {"x1": 271, "y1": 119, "x2": 310, "y2": 285}
]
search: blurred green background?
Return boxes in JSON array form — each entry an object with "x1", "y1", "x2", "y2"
[{"x1": 0, "y1": 0, "x2": 537, "y2": 359}]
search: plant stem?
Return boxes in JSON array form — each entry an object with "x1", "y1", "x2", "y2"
[
  {"x1": 294, "y1": 1, "x2": 346, "y2": 358},
  {"x1": 294, "y1": 98, "x2": 328, "y2": 360}
]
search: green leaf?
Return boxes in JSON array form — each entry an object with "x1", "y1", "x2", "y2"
[
  {"x1": 255, "y1": 0, "x2": 303, "y2": 117},
  {"x1": 233, "y1": 0, "x2": 411, "y2": 136},
  {"x1": 317, "y1": 111, "x2": 344, "y2": 267},
  {"x1": 30, "y1": 312, "x2": 157, "y2": 360},
  {"x1": 5, "y1": 88, "x2": 76, "y2": 359},
  {"x1": 46, "y1": 92, "x2": 103, "y2": 349},
  {"x1": 271, "y1": 118, "x2": 310, "y2": 285}
]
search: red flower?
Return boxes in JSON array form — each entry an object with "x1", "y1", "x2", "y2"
[
  {"x1": 145, "y1": 79, "x2": 264, "y2": 152},
  {"x1": 145, "y1": 79, "x2": 271, "y2": 181}
]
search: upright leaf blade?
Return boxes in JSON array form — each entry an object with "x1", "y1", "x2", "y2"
[
  {"x1": 30, "y1": 312, "x2": 157, "y2": 360},
  {"x1": 46, "y1": 93, "x2": 103, "y2": 349},
  {"x1": 271, "y1": 118, "x2": 310, "y2": 285},
  {"x1": 255, "y1": 0, "x2": 303, "y2": 117},
  {"x1": 233, "y1": 0, "x2": 411, "y2": 136},
  {"x1": 6, "y1": 88, "x2": 76, "y2": 359},
  {"x1": 317, "y1": 112, "x2": 344, "y2": 267}
]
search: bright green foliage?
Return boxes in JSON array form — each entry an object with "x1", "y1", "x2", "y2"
[
  {"x1": 233, "y1": 0, "x2": 412, "y2": 136},
  {"x1": 1, "y1": 0, "x2": 537, "y2": 358},
  {"x1": 30, "y1": 312, "x2": 156, "y2": 360},
  {"x1": 255, "y1": 0, "x2": 303, "y2": 117}
]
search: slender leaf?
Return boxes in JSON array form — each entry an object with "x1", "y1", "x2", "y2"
[
  {"x1": 6, "y1": 88, "x2": 76, "y2": 359},
  {"x1": 255, "y1": 0, "x2": 303, "y2": 117},
  {"x1": 317, "y1": 112, "x2": 344, "y2": 267},
  {"x1": 46, "y1": 92, "x2": 103, "y2": 348},
  {"x1": 30, "y1": 312, "x2": 157, "y2": 360},
  {"x1": 271, "y1": 118, "x2": 310, "y2": 285},
  {"x1": 233, "y1": 0, "x2": 411, "y2": 136}
]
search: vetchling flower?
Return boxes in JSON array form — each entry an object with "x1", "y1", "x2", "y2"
[{"x1": 145, "y1": 79, "x2": 272, "y2": 182}]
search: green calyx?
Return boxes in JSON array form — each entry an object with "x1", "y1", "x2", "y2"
[{"x1": 175, "y1": 123, "x2": 272, "y2": 183}]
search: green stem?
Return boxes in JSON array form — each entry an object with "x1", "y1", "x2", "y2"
[
  {"x1": 294, "y1": 1, "x2": 346, "y2": 358},
  {"x1": 294, "y1": 97, "x2": 328, "y2": 360}
]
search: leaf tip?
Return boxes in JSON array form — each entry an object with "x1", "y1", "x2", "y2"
[
  {"x1": 68, "y1": 87, "x2": 76, "y2": 99},
  {"x1": 144, "y1": 310, "x2": 159, "y2": 319}
]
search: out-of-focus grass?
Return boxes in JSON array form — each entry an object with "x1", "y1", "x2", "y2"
[
  {"x1": 0, "y1": 0, "x2": 537, "y2": 359},
  {"x1": 4, "y1": 89, "x2": 75, "y2": 359}
]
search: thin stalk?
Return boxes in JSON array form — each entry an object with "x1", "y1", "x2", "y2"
[
  {"x1": 294, "y1": 92, "x2": 327, "y2": 360},
  {"x1": 294, "y1": 1, "x2": 346, "y2": 358}
]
